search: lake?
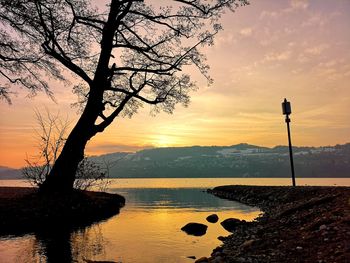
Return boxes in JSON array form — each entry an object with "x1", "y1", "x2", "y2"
[{"x1": 0, "y1": 178, "x2": 349, "y2": 262}]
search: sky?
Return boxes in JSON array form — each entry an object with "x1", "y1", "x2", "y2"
[{"x1": 1, "y1": 0, "x2": 350, "y2": 168}]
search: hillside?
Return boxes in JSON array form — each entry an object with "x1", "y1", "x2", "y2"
[
  {"x1": 91, "y1": 143, "x2": 350, "y2": 178},
  {"x1": 1, "y1": 143, "x2": 349, "y2": 179},
  {"x1": 0, "y1": 166, "x2": 22, "y2": 179}
]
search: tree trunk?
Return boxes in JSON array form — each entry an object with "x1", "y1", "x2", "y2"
[
  {"x1": 40, "y1": 97, "x2": 101, "y2": 192},
  {"x1": 41, "y1": 1, "x2": 119, "y2": 192},
  {"x1": 40, "y1": 130, "x2": 88, "y2": 192}
]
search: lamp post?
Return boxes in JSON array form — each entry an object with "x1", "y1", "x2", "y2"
[{"x1": 282, "y1": 98, "x2": 296, "y2": 186}]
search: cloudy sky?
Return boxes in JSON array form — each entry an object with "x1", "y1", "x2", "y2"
[{"x1": 1, "y1": 0, "x2": 350, "y2": 168}]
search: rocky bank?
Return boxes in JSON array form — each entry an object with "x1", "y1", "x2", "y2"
[{"x1": 200, "y1": 185, "x2": 349, "y2": 263}]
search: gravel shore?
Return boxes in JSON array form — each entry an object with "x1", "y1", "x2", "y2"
[{"x1": 200, "y1": 185, "x2": 350, "y2": 263}]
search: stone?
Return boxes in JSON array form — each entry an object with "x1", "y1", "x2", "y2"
[
  {"x1": 211, "y1": 256, "x2": 224, "y2": 263},
  {"x1": 206, "y1": 214, "x2": 219, "y2": 223},
  {"x1": 235, "y1": 257, "x2": 247, "y2": 262},
  {"x1": 319, "y1": 224, "x2": 327, "y2": 231},
  {"x1": 239, "y1": 239, "x2": 255, "y2": 250},
  {"x1": 217, "y1": 236, "x2": 226, "y2": 241},
  {"x1": 195, "y1": 257, "x2": 210, "y2": 263},
  {"x1": 181, "y1": 222, "x2": 208, "y2": 236},
  {"x1": 213, "y1": 246, "x2": 223, "y2": 254},
  {"x1": 220, "y1": 218, "x2": 244, "y2": 232},
  {"x1": 212, "y1": 251, "x2": 222, "y2": 257}
]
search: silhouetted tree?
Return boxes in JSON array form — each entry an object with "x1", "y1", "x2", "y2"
[
  {"x1": 22, "y1": 110, "x2": 112, "y2": 190},
  {"x1": 0, "y1": 0, "x2": 248, "y2": 191}
]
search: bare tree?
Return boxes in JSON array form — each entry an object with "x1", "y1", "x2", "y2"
[
  {"x1": 22, "y1": 110, "x2": 70, "y2": 187},
  {"x1": 1, "y1": 0, "x2": 248, "y2": 192},
  {"x1": 23, "y1": 110, "x2": 113, "y2": 190}
]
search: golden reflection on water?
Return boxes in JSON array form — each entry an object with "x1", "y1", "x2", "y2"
[
  {"x1": 0, "y1": 198, "x2": 260, "y2": 262},
  {"x1": 86, "y1": 208, "x2": 260, "y2": 263},
  {"x1": 0, "y1": 209, "x2": 260, "y2": 263},
  {"x1": 1, "y1": 177, "x2": 348, "y2": 262}
]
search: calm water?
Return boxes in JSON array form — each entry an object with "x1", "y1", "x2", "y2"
[{"x1": 0, "y1": 178, "x2": 349, "y2": 263}]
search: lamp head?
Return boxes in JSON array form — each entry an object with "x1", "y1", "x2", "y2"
[{"x1": 282, "y1": 98, "x2": 292, "y2": 115}]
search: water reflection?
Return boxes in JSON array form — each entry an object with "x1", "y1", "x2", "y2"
[
  {"x1": 71, "y1": 225, "x2": 108, "y2": 261},
  {"x1": 35, "y1": 228, "x2": 73, "y2": 263},
  {"x1": 9, "y1": 224, "x2": 109, "y2": 263},
  {"x1": 1, "y1": 184, "x2": 260, "y2": 263},
  {"x1": 115, "y1": 188, "x2": 256, "y2": 212}
]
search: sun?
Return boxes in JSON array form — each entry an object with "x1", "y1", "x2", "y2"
[{"x1": 154, "y1": 135, "x2": 176, "y2": 148}]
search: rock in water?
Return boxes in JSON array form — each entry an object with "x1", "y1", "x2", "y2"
[
  {"x1": 195, "y1": 257, "x2": 210, "y2": 263},
  {"x1": 221, "y1": 218, "x2": 245, "y2": 232},
  {"x1": 181, "y1": 222, "x2": 208, "y2": 236},
  {"x1": 206, "y1": 214, "x2": 219, "y2": 223}
]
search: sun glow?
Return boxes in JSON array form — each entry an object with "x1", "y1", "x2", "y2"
[
  {"x1": 1, "y1": 1, "x2": 350, "y2": 168},
  {"x1": 153, "y1": 135, "x2": 177, "y2": 148}
]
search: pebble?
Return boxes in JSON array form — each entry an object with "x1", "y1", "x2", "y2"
[
  {"x1": 240, "y1": 239, "x2": 255, "y2": 250},
  {"x1": 213, "y1": 252, "x2": 222, "y2": 257},
  {"x1": 211, "y1": 256, "x2": 224, "y2": 263},
  {"x1": 222, "y1": 249, "x2": 230, "y2": 255},
  {"x1": 296, "y1": 246, "x2": 303, "y2": 250},
  {"x1": 319, "y1": 224, "x2": 327, "y2": 231}
]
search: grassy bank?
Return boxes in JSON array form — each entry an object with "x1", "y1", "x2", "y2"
[
  {"x1": 203, "y1": 185, "x2": 350, "y2": 263},
  {"x1": 0, "y1": 187, "x2": 125, "y2": 236}
]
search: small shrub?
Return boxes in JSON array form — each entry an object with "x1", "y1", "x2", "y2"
[{"x1": 74, "y1": 157, "x2": 111, "y2": 191}]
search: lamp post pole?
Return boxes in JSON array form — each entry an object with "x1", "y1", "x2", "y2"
[{"x1": 282, "y1": 98, "x2": 296, "y2": 186}]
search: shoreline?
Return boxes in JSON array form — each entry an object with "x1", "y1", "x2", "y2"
[
  {"x1": 1, "y1": 184, "x2": 349, "y2": 262},
  {"x1": 0, "y1": 186, "x2": 125, "y2": 236},
  {"x1": 201, "y1": 185, "x2": 350, "y2": 263}
]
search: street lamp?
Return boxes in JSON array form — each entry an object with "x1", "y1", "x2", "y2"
[{"x1": 282, "y1": 98, "x2": 296, "y2": 186}]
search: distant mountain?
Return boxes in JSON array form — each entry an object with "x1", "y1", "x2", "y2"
[
  {"x1": 0, "y1": 166, "x2": 22, "y2": 179},
  {"x1": 1, "y1": 143, "x2": 349, "y2": 179},
  {"x1": 90, "y1": 143, "x2": 350, "y2": 178}
]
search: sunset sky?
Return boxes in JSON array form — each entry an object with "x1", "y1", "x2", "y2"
[{"x1": 1, "y1": 0, "x2": 350, "y2": 168}]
